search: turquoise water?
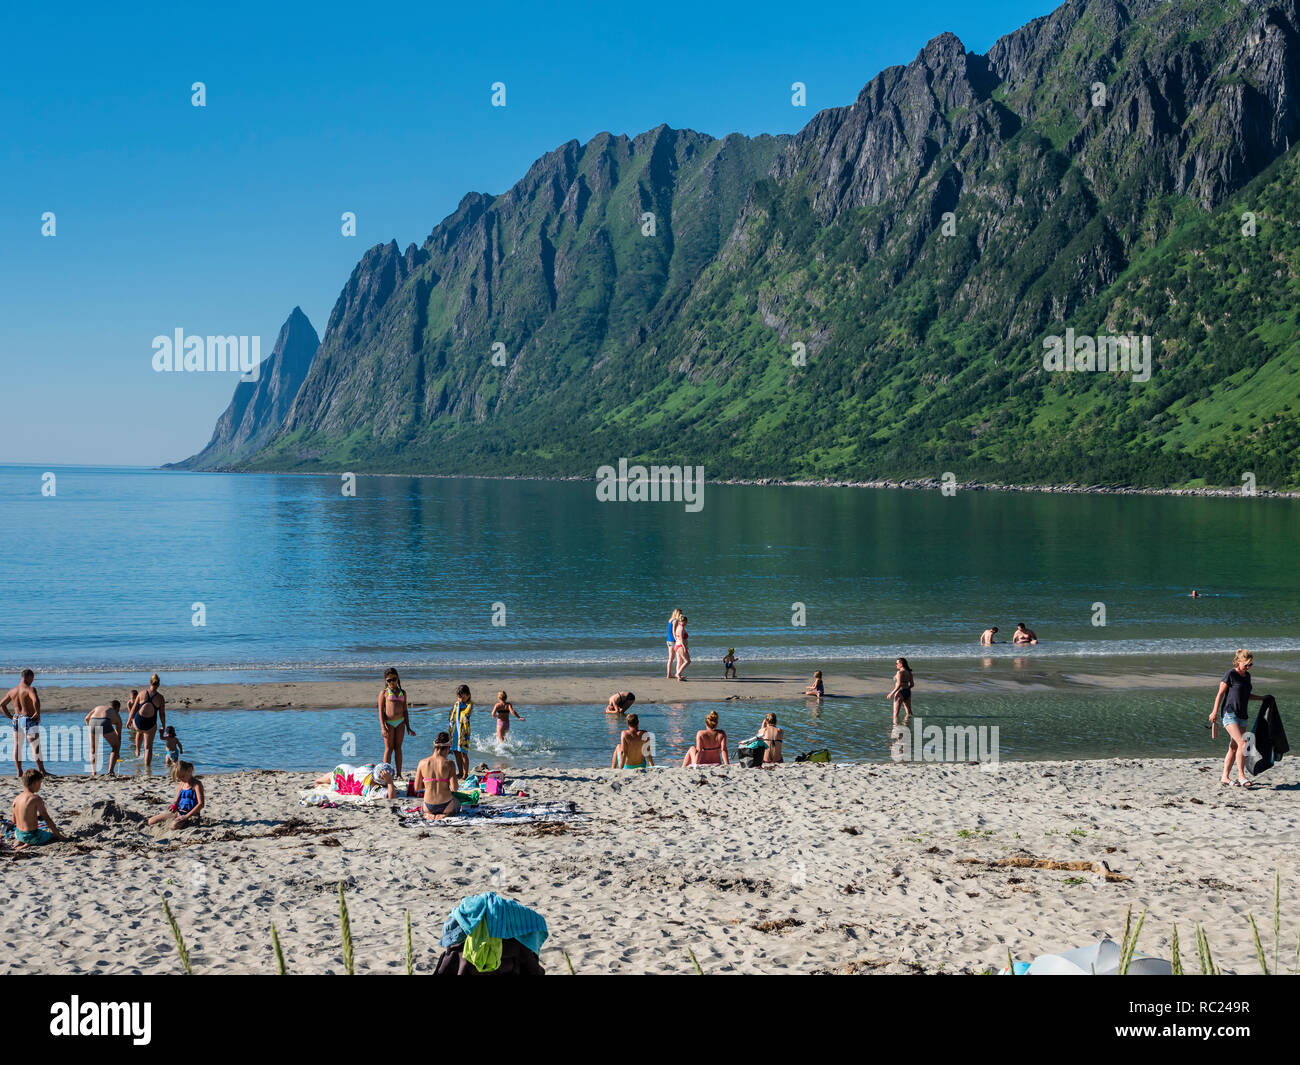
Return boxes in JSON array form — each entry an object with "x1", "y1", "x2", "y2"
[{"x1": 3, "y1": 465, "x2": 1299, "y2": 677}]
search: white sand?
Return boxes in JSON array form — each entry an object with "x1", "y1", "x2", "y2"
[{"x1": 3, "y1": 757, "x2": 1296, "y2": 974}]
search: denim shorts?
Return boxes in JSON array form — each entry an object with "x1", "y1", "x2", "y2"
[{"x1": 1221, "y1": 711, "x2": 1248, "y2": 731}]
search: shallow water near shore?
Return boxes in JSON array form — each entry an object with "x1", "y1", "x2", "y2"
[
  {"x1": 4, "y1": 465, "x2": 1300, "y2": 679},
  {"x1": 20, "y1": 684, "x2": 1271, "y2": 774}
]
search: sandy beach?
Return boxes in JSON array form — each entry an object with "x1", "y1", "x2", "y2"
[{"x1": 4, "y1": 757, "x2": 1296, "y2": 975}]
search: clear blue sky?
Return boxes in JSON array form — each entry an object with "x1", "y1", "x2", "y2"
[{"x1": 0, "y1": 0, "x2": 1057, "y2": 466}]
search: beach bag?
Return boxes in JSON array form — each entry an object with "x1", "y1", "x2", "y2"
[
  {"x1": 737, "y1": 739, "x2": 767, "y2": 768},
  {"x1": 796, "y1": 749, "x2": 831, "y2": 764}
]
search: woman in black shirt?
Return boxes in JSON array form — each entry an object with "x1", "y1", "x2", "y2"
[{"x1": 1210, "y1": 649, "x2": 1263, "y2": 787}]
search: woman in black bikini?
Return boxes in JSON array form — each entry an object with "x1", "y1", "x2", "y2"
[
  {"x1": 414, "y1": 732, "x2": 460, "y2": 819},
  {"x1": 129, "y1": 674, "x2": 165, "y2": 771},
  {"x1": 378, "y1": 668, "x2": 415, "y2": 777},
  {"x1": 888, "y1": 657, "x2": 914, "y2": 725}
]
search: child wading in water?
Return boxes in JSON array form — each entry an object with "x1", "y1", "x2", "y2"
[
  {"x1": 12, "y1": 769, "x2": 65, "y2": 847},
  {"x1": 163, "y1": 726, "x2": 185, "y2": 774},
  {"x1": 449, "y1": 685, "x2": 473, "y2": 778},
  {"x1": 724, "y1": 648, "x2": 737, "y2": 679},
  {"x1": 149, "y1": 762, "x2": 204, "y2": 830},
  {"x1": 492, "y1": 691, "x2": 524, "y2": 742}
]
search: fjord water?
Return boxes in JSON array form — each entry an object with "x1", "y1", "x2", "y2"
[
  {"x1": 4, "y1": 465, "x2": 1299, "y2": 674},
  {"x1": 2, "y1": 465, "x2": 1298, "y2": 768}
]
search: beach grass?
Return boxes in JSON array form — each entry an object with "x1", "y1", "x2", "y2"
[
  {"x1": 271, "y1": 922, "x2": 288, "y2": 974},
  {"x1": 339, "y1": 883, "x2": 354, "y2": 975},
  {"x1": 160, "y1": 897, "x2": 192, "y2": 975}
]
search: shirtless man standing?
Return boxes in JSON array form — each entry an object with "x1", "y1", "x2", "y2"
[
  {"x1": 979, "y1": 627, "x2": 999, "y2": 645},
  {"x1": 1012, "y1": 622, "x2": 1038, "y2": 645},
  {"x1": 1, "y1": 670, "x2": 49, "y2": 777}
]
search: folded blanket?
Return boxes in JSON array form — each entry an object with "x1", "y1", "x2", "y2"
[{"x1": 396, "y1": 799, "x2": 583, "y2": 829}]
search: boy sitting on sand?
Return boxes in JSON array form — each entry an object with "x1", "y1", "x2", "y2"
[
  {"x1": 724, "y1": 648, "x2": 737, "y2": 679},
  {"x1": 12, "y1": 769, "x2": 66, "y2": 847}
]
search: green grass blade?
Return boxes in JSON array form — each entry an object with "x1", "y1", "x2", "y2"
[
  {"x1": 688, "y1": 946, "x2": 704, "y2": 974},
  {"x1": 405, "y1": 910, "x2": 413, "y2": 976},
  {"x1": 338, "y1": 882, "x2": 354, "y2": 975},
  {"x1": 1170, "y1": 923, "x2": 1182, "y2": 976},
  {"x1": 563, "y1": 950, "x2": 576, "y2": 975},
  {"x1": 1274, "y1": 869, "x2": 1281, "y2": 976},
  {"x1": 160, "y1": 897, "x2": 193, "y2": 975},
  {"x1": 270, "y1": 922, "x2": 287, "y2": 975},
  {"x1": 1119, "y1": 909, "x2": 1147, "y2": 974},
  {"x1": 1248, "y1": 914, "x2": 1269, "y2": 975}
]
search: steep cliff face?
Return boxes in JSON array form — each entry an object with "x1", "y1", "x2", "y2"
[
  {"x1": 267, "y1": 125, "x2": 786, "y2": 457},
  {"x1": 172, "y1": 307, "x2": 319, "y2": 469},
  {"x1": 188, "y1": 0, "x2": 1300, "y2": 488}
]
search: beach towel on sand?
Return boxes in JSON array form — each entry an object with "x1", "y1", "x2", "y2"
[{"x1": 396, "y1": 799, "x2": 583, "y2": 829}]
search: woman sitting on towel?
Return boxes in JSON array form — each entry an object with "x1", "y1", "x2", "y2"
[
  {"x1": 683, "y1": 710, "x2": 728, "y2": 767},
  {"x1": 414, "y1": 733, "x2": 461, "y2": 819},
  {"x1": 313, "y1": 763, "x2": 397, "y2": 799}
]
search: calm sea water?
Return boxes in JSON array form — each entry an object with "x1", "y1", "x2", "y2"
[
  {"x1": 2, "y1": 465, "x2": 1297, "y2": 770},
  {"x1": 3, "y1": 465, "x2": 1299, "y2": 675}
]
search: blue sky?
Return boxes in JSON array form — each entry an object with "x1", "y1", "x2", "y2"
[{"x1": 0, "y1": 0, "x2": 1057, "y2": 466}]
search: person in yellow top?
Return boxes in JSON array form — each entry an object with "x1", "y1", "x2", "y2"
[{"x1": 448, "y1": 684, "x2": 473, "y2": 777}]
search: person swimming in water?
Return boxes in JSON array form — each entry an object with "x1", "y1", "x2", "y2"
[
  {"x1": 492, "y1": 691, "x2": 524, "y2": 741},
  {"x1": 979, "y1": 627, "x2": 999, "y2": 645},
  {"x1": 612, "y1": 714, "x2": 654, "y2": 769},
  {"x1": 1012, "y1": 622, "x2": 1038, "y2": 645}
]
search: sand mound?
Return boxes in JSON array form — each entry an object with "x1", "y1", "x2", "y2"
[{"x1": 67, "y1": 799, "x2": 148, "y2": 839}]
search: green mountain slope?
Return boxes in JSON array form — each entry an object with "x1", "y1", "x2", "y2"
[{"x1": 186, "y1": 0, "x2": 1300, "y2": 490}]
